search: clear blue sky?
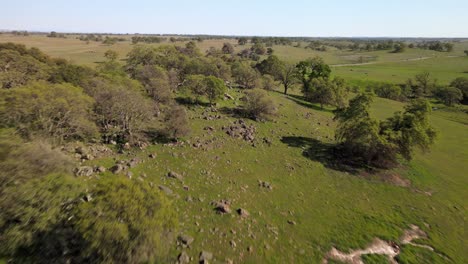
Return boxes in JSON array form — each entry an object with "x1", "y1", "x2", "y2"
[{"x1": 2, "y1": 0, "x2": 467, "y2": 37}]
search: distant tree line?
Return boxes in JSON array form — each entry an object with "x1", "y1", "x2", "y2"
[
  {"x1": 47, "y1": 31, "x2": 66, "y2": 38},
  {"x1": 132, "y1": 36, "x2": 166, "y2": 44},
  {"x1": 415, "y1": 41, "x2": 454, "y2": 52}
]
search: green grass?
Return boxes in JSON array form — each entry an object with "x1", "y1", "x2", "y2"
[
  {"x1": 362, "y1": 254, "x2": 391, "y2": 264},
  {"x1": 78, "y1": 88, "x2": 467, "y2": 263}
]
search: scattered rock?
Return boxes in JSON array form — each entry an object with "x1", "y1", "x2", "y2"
[
  {"x1": 199, "y1": 251, "x2": 213, "y2": 263},
  {"x1": 110, "y1": 164, "x2": 125, "y2": 174},
  {"x1": 204, "y1": 126, "x2": 215, "y2": 132},
  {"x1": 178, "y1": 234, "x2": 194, "y2": 247},
  {"x1": 230, "y1": 240, "x2": 237, "y2": 248},
  {"x1": 214, "y1": 200, "x2": 232, "y2": 214},
  {"x1": 177, "y1": 251, "x2": 190, "y2": 264},
  {"x1": 126, "y1": 171, "x2": 133, "y2": 179},
  {"x1": 258, "y1": 180, "x2": 273, "y2": 190},
  {"x1": 149, "y1": 153, "x2": 157, "y2": 159},
  {"x1": 74, "y1": 166, "x2": 94, "y2": 177},
  {"x1": 95, "y1": 166, "x2": 106, "y2": 173},
  {"x1": 224, "y1": 93, "x2": 234, "y2": 100},
  {"x1": 127, "y1": 158, "x2": 141, "y2": 168},
  {"x1": 287, "y1": 220, "x2": 297, "y2": 225},
  {"x1": 237, "y1": 208, "x2": 250, "y2": 218},
  {"x1": 223, "y1": 120, "x2": 256, "y2": 143},
  {"x1": 168, "y1": 171, "x2": 184, "y2": 181},
  {"x1": 158, "y1": 185, "x2": 173, "y2": 196}
]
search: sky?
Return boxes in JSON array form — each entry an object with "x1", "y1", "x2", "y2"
[{"x1": 1, "y1": 0, "x2": 467, "y2": 37}]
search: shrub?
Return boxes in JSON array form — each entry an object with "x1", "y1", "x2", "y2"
[
  {"x1": 75, "y1": 176, "x2": 177, "y2": 263},
  {"x1": 83, "y1": 76, "x2": 155, "y2": 143},
  {"x1": 0, "y1": 81, "x2": 98, "y2": 141},
  {"x1": 163, "y1": 104, "x2": 190, "y2": 139},
  {"x1": 261, "y1": 74, "x2": 277, "y2": 91},
  {"x1": 242, "y1": 89, "x2": 277, "y2": 121}
]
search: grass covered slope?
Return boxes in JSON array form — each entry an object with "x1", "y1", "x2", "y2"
[{"x1": 82, "y1": 89, "x2": 467, "y2": 263}]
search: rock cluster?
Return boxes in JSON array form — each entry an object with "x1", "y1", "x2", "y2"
[{"x1": 222, "y1": 119, "x2": 256, "y2": 143}]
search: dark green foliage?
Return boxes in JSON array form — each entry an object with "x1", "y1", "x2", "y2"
[
  {"x1": 0, "y1": 138, "x2": 74, "y2": 191},
  {"x1": 0, "y1": 173, "x2": 86, "y2": 262},
  {"x1": 251, "y1": 42, "x2": 266, "y2": 55},
  {"x1": 381, "y1": 99, "x2": 437, "y2": 161},
  {"x1": 75, "y1": 176, "x2": 177, "y2": 263},
  {"x1": 204, "y1": 76, "x2": 227, "y2": 104},
  {"x1": 222, "y1": 43, "x2": 235, "y2": 54},
  {"x1": 449, "y1": 77, "x2": 468, "y2": 104},
  {"x1": 296, "y1": 57, "x2": 331, "y2": 92},
  {"x1": 0, "y1": 49, "x2": 51, "y2": 89},
  {"x1": 433, "y1": 86, "x2": 463, "y2": 106},
  {"x1": 237, "y1": 37, "x2": 248, "y2": 45},
  {"x1": 305, "y1": 77, "x2": 348, "y2": 109},
  {"x1": 0, "y1": 81, "x2": 98, "y2": 141},
  {"x1": 83, "y1": 76, "x2": 155, "y2": 143},
  {"x1": 49, "y1": 62, "x2": 96, "y2": 87},
  {"x1": 104, "y1": 50, "x2": 118, "y2": 61},
  {"x1": 372, "y1": 83, "x2": 403, "y2": 101},
  {"x1": 392, "y1": 42, "x2": 406, "y2": 53},
  {"x1": 181, "y1": 75, "x2": 226, "y2": 104},
  {"x1": 416, "y1": 41, "x2": 454, "y2": 52},
  {"x1": 231, "y1": 61, "x2": 259, "y2": 89},
  {"x1": 131, "y1": 36, "x2": 165, "y2": 44},
  {"x1": 335, "y1": 94, "x2": 436, "y2": 168},
  {"x1": 334, "y1": 93, "x2": 391, "y2": 167}
]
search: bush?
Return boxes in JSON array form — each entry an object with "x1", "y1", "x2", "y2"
[
  {"x1": 231, "y1": 61, "x2": 259, "y2": 89},
  {"x1": 163, "y1": 104, "x2": 190, "y2": 139},
  {"x1": 83, "y1": 76, "x2": 155, "y2": 143},
  {"x1": 135, "y1": 65, "x2": 172, "y2": 104},
  {"x1": 204, "y1": 76, "x2": 226, "y2": 105},
  {"x1": 433, "y1": 86, "x2": 463, "y2": 106},
  {"x1": 261, "y1": 74, "x2": 277, "y2": 91},
  {"x1": 0, "y1": 81, "x2": 98, "y2": 141},
  {"x1": 242, "y1": 89, "x2": 277, "y2": 121},
  {"x1": 75, "y1": 176, "x2": 177, "y2": 263},
  {"x1": 450, "y1": 77, "x2": 468, "y2": 104},
  {"x1": 0, "y1": 173, "x2": 85, "y2": 262}
]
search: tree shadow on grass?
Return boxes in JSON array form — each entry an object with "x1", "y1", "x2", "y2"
[
  {"x1": 175, "y1": 97, "x2": 211, "y2": 108},
  {"x1": 281, "y1": 136, "x2": 371, "y2": 174},
  {"x1": 274, "y1": 91, "x2": 334, "y2": 113},
  {"x1": 218, "y1": 106, "x2": 258, "y2": 121}
]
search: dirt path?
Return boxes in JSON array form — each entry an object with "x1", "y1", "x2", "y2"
[
  {"x1": 331, "y1": 56, "x2": 433, "y2": 67},
  {"x1": 323, "y1": 225, "x2": 435, "y2": 264}
]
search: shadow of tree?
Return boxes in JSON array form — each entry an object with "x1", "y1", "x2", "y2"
[
  {"x1": 274, "y1": 91, "x2": 334, "y2": 113},
  {"x1": 175, "y1": 97, "x2": 211, "y2": 108},
  {"x1": 281, "y1": 136, "x2": 371, "y2": 174}
]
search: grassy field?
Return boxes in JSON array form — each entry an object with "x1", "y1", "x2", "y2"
[
  {"x1": 1, "y1": 34, "x2": 467, "y2": 263},
  {"x1": 1, "y1": 34, "x2": 467, "y2": 85},
  {"x1": 77, "y1": 86, "x2": 467, "y2": 263}
]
